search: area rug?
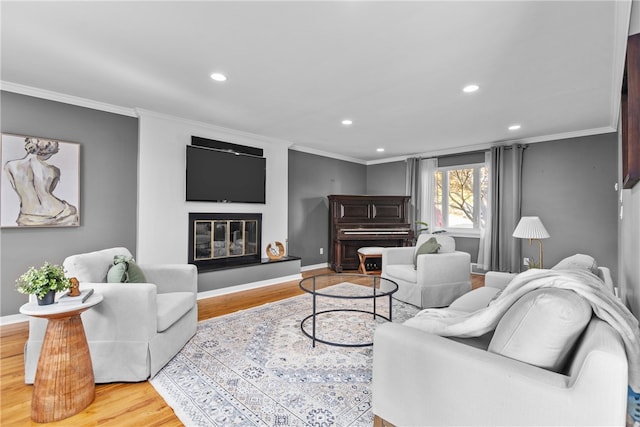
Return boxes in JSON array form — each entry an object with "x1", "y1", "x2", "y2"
[{"x1": 150, "y1": 283, "x2": 419, "y2": 426}]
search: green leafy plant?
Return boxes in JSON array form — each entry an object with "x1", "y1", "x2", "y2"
[
  {"x1": 15, "y1": 262, "x2": 71, "y2": 300},
  {"x1": 416, "y1": 221, "x2": 429, "y2": 234},
  {"x1": 527, "y1": 259, "x2": 541, "y2": 269}
]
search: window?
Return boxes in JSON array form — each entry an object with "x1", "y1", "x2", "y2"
[{"x1": 433, "y1": 163, "x2": 488, "y2": 234}]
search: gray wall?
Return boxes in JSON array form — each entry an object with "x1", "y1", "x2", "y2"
[
  {"x1": 1, "y1": 92, "x2": 138, "y2": 316},
  {"x1": 366, "y1": 161, "x2": 406, "y2": 195},
  {"x1": 520, "y1": 133, "x2": 618, "y2": 277},
  {"x1": 363, "y1": 136, "x2": 618, "y2": 273},
  {"x1": 455, "y1": 237, "x2": 479, "y2": 263},
  {"x1": 288, "y1": 150, "x2": 366, "y2": 266}
]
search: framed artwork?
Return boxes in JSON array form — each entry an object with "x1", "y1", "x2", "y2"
[{"x1": 1, "y1": 133, "x2": 80, "y2": 227}]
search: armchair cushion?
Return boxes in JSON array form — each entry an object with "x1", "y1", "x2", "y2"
[
  {"x1": 488, "y1": 288, "x2": 592, "y2": 372},
  {"x1": 157, "y1": 292, "x2": 195, "y2": 332}
]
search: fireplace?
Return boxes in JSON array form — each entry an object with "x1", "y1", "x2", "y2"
[{"x1": 188, "y1": 213, "x2": 262, "y2": 270}]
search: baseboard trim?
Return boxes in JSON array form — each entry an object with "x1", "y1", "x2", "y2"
[
  {"x1": 197, "y1": 273, "x2": 303, "y2": 300},
  {"x1": 0, "y1": 313, "x2": 29, "y2": 326},
  {"x1": 301, "y1": 262, "x2": 330, "y2": 272}
]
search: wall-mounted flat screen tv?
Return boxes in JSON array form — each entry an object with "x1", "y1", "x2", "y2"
[{"x1": 186, "y1": 145, "x2": 266, "y2": 203}]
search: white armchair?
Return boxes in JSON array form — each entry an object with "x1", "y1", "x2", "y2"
[
  {"x1": 381, "y1": 233, "x2": 471, "y2": 308},
  {"x1": 24, "y1": 247, "x2": 198, "y2": 383},
  {"x1": 372, "y1": 266, "x2": 628, "y2": 426}
]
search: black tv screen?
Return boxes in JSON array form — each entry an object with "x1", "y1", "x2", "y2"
[{"x1": 186, "y1": 145, "x2": 266, "y2": 203}]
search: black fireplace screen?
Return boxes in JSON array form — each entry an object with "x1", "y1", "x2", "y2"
[
  {"x1": 189, "y1": 213, "x2": 262, "y2": 270},
  {"x1": 194, "y1": 219, "x2": 258, "y2": 260}
]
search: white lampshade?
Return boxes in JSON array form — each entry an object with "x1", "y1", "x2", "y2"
[{"x1": 512, "y1": 216, "x2": 550, "y2": 239}]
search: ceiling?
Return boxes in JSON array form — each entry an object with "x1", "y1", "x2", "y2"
[{"x1": 0, "y1": 1, "x2": 633, "y2": 163}]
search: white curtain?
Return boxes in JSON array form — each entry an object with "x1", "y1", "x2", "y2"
[
  {"x1": 405, "y1": 157, "x2": 420, "y2": 238},
  {"x1": 420, "y1": 158, "x2": 438, "y2": 232},
  {"x1": 405, "y1": 157, "x2": 437, "y2": 239},
  {"x1": 477, "y1": 150, "x2": 492, "y2": 270}
]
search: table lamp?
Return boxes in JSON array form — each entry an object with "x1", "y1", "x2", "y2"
[{"x1": 512, "y1": 216, "x2": 550, "y2": 268}]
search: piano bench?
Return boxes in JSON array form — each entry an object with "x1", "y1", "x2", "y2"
[{"x1": 358, "y1": 247, "x2": 384, "y2": 275}]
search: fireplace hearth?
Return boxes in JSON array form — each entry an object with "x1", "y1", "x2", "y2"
[{"x1": 188, "y1": 213, "x2": 262, "y2": 270}]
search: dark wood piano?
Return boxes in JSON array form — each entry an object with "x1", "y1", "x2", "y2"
[{"x1": 328, "y1": 195, "x2": 415, "y2": 272}]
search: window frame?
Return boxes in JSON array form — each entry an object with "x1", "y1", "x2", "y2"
[{"x1": 434, "y1": 162, "x2": 486, "y2": 237}]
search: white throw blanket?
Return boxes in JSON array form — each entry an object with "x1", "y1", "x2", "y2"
[{"x1": 404, "y1": 268, "x2": 640, "y2": 401}]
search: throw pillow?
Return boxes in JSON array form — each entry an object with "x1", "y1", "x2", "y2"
[
  {"x1": 107, "y1": 255, "x2": 147, "y2": 283},
  {"x1": 488, "y1": 288, "x2": 592, "y2": 372},
  {"x1": 551, "y1": 254, "x2": 599, "y2": 275},
  {"x1": 414, "y1": 237, "x2": 441, "y2": 269}
]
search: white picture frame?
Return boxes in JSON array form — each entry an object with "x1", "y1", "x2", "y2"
[{"x1": 1, "y1": 133, "x2": 80, "y2": 228}]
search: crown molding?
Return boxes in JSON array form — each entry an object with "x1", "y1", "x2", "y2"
[
  {"x1": 135, "y1": 108, "x2": 294, "y2": 149},
  {"x1": 507, "y1": 126, "x2": 617, "y2": 146},
  {"x1": 2, "y1": 81, "x2": 618, "y2": 165},
  {"x1": 367, "y1": 126, "x2": 617, "y2": 165},
  {"x1": 0, "y1": 81, "x2": 297, "y2": 150},
  {"x1": 289, "y1": 144, "x2": 367, "y2": 165},
  {"x1": 0, "y1": 81, "x2": 137, "y2": 117}
]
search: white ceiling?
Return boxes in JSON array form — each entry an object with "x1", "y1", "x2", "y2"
[{"x1": 0, "y1": 1, "x2": 633, "y2": 163}]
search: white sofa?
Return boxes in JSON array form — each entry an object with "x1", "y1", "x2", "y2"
[
  {"x1": 24, "y1": 247, "x2": 198, "y2": 383},
  {"x1": 373, "y1": 266, "x2": 629, "y2": 426},
  {"x1": 381, "y1": 233, "x2": 471, "y2": 308}
]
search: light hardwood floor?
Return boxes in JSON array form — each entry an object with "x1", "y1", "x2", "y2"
[{"x1": 1, "y1": 268, "x2": 484, "y2": 426}]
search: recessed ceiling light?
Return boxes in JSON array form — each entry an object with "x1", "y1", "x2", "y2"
[
  {"x1": 508, "y1": 124, "x2": 521, "y2": 131},
  {"x1": 463, "y1": 84, "x2": 479, "y2": 93},
  {"x1": 376, "y1": 148, "x2": 385, "y2": 152},
  {"x1": 210, "y1": 72, "x2": 227, "y2": 82},
  {"x1": 341, "y1": 119, "x2": 353, "y2": 125}
]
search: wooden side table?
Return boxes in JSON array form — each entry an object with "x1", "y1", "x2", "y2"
[{"x1": 20, "y1": 291, "x2": 103, "y2": 423}]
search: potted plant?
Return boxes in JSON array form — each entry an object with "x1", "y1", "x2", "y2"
[
  {"x1": 413, "y1": 221, "x2": 430, "y2": 244},
  {"x1": 416, "y1": 221, "x2": 429, "y2": 234},
  {"x1": 15, "y1": 262, "x2": 71, "y2": 305}
]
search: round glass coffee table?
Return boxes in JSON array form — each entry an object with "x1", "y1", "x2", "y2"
[{"x1": 299, "y1": 273, "x2": 398, "y2": 347}]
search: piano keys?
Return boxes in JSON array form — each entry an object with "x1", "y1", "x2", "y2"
[{"x1": 328, "y1": 195, "x2": 415, "y2": 272}]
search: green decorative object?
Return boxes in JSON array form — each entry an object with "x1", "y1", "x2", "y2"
[
  {"x1": 107, "y1": 255, "x2": 147, "y2": 283},
  {"x1": 15, "y1": 262, "x2": 71, "y2": 303},
  {"x1": 413, "y1": 237, "x2": 441, "y2": 269}
]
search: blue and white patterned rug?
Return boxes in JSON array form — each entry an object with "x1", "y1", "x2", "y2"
[{"x1": 150, "y1": 283, "x2": 419, "y2": 426}]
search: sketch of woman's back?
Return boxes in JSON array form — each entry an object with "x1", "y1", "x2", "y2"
[{"x1": 3, "y1": 138, "x2": 78, "y2": 226}]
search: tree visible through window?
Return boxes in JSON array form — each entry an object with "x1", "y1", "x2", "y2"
[{"x1": 434, "y1": 164, "x2": 487, "y2": 231}]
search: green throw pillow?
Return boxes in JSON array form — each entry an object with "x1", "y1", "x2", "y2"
[
  {"x1": 414, "y1": 237, "x2": 441, "y2": 269},
  {"x1": 107, "y1": 255, "x2": 147, "y2": 283}
]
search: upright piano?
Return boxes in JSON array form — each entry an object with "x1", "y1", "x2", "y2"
[{"x1": 328, "y1": 195, "x2": 415, "y2": 272}]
